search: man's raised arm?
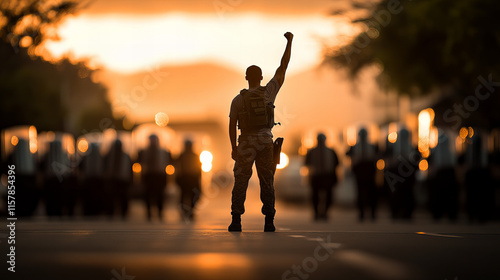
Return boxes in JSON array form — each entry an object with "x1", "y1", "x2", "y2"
[{"x1": 274, "y1": 32, "x2": 293, "y2": 86}]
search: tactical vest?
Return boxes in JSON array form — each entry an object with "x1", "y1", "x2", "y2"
[{"x1": 237, "y1": 87, "x2": 275, "y2": 131}]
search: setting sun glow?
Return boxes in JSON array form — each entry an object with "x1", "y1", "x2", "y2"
[{"x1": 44, "y1": 13, "x2": 353, "y2": 75}]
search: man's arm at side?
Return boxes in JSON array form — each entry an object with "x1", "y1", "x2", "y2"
[
  {"x1": 229, "y1": 118, "x2": 238, "y2": 160},
  {"x1": 274, "y1": 32, "x2": 293, "y2": 86}
]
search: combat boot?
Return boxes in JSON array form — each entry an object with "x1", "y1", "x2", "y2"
[
  {"x1": 228, "y1": 215, "x2": 242, "y2": 232},
  {"x1": 264, "y1": 215, "x2": 275, "y2": 232}
]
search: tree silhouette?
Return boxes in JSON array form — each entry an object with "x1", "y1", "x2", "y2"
[
  {"x1": 0, "y1": 0, "x2": 116, "y2": 134},
  {"x1": 325, "y1": 0, "x2": 500, "y2": 128},
  {"x1": 326, "y1": 0, "x2": 500, "y2": 95}
]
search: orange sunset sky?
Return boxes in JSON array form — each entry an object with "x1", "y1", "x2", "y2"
[{"x1": 41, "y1": 0, "x2": 389, "y2": 143}]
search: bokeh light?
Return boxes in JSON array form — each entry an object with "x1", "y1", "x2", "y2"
[
  {"x1": 29, "y1": 125, "x2": 37, "y2": 153},
  {"x1": 419, "y1": 159, "x2": 428, "y2": 171},
  {"x1": 346, "y1": 126, "x2": 357, "y2": 147},
  {"x1": 418, "y1": 108, "x2": 434, "y2": 158},
  {"x1": 388, "y1": 123, "x2": 398, "y2": 144},
  {"x1": 200, "y1": 150, "x2": 213, "y2": 172},
  {"x1": 376, "y1": 159, "x2": 385, "y2": 170},
  {"x1": 459, "y1": 127, "x2": 468, "y2": 139},
  {"x1": 155, "y1": 112, "x2": 169, "y2": 127},
  {"x1": 166, "y1": 164, "x2": 175, "y2": 175},
  {"x1": 11, "y1": 136, "x2": 19, "y2": 146},
  {"x1": 388, "y1": 132, "x2": 398, "y2": 144},
  {"x1": 276, "y1": 152, "x2": 289, "y2": 170},
  {"x1": 132, "y1": 163, "x2": 142, "y2": 173},
  {"x1": 77, "y1": 139, "x2": 89, "y2": 153},
  {"x1": 468, "y1": 127, "x2": 474, "y2": 138}
]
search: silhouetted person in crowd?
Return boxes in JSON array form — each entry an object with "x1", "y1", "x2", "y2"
[
  {"x1": 305, "y1": 133, "x2": 339, "y2": 221},
  {"x1": 104, "y1": 139, "x2": 133, "y2": 219},
  {"x1": 347, "y1": 128, "x2": 378, "y2": 221},
  {"x1": 427, "y1": 131, "x2": 458, "y2": 221},
  {"x1": 79, "y1": 142, "x2": 104, "y2": 216},
  {"x1": 174, "y1": 139, "x2": 202, "y2": 222},
  {"x1": 64, "y1": 152, "x2": 79, "y2": 217},
  {"x1": 41, "y1": 140, "x2": 70, "y2": 216},
  {"x1": 489, "y1": 130, "x2": 500, "y2": 220},
  {"x1": 462, "y1": 132, "x2": 494, "y2": 222},
  {"x1": 139, "y1": 134, "x2": 171, "y2": 221},
  {"x1": 6, "y1": 138, "x2": 39, "y2": 216},
  {"x1": 384, "y1": 128, "x2": 419, "y2": 220},
  {"x1": 228, "y1": 32, "x2": 293, "y2": 232}
]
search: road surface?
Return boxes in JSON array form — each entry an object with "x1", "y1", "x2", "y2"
[{"x1": 1, "y1": 185, "x2": 499, "y2": 280}]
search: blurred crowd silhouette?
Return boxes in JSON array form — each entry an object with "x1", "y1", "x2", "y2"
[
  {"x1": 2, "y1": 125, "x2": 500, "y2": 223},
  {"x1": 306, "y1": 126, "x2": 500, "y2": 223},
  {"x1": 2, "y1": 132, "x2": 203, "y2": 222}
]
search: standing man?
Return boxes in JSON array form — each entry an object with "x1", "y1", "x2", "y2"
[
  {"x1": 139, "y1": 134, "x2": 171, "y2": 221},
  {"x1": 228, "y1": 32, "x2": 293, "y2": 232},
  {"x1": 175, "y1": 139, "x2": 202, "y2": 222},
  {"x1": 346, "y1": 128, "x2": 378, "y2": 221},
  {"x1": 305, "y1": 133, "x2": 339, "y2": 221}
]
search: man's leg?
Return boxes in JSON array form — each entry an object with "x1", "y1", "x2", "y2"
[
  {"x1": 229, "y1": 140, "x2": 255, "y2": 231},
  {"x1": 255, "y1": 141, "x2": 276, "y2": 231},
  {"x1": 311, "y1": 181, "x2": 320, "y2": 220},
  {"x1": 324, "y1": 183, "x2": 333, "y2": 220}
]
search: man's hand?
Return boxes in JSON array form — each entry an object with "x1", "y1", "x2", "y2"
[
  {"x1": 231, "y1": 148, "x2": 238, "y2": 161},
  {"x1": 284, "y1": 32, "x2": 293, "y2": 41}
]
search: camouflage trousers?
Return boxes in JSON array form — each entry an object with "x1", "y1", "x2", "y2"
[{"x1": 231, "y1": 135, "x2": 276, "y2": 217}]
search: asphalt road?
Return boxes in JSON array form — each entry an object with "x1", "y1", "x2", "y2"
[{"x1": 1, "y1": 186, "x2": 499, "y2": 280}]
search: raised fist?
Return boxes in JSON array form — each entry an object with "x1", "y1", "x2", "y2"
[{"x1": 284, "y1": 32, "x2": 293, "y2": 41}]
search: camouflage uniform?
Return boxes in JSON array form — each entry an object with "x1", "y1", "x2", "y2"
[
  {"x1": 229, "y1": 77, "x2": 281, "y2": 218},
  {"x1": 232, "y1": 134, "x2": 275, "y2": 217}
]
